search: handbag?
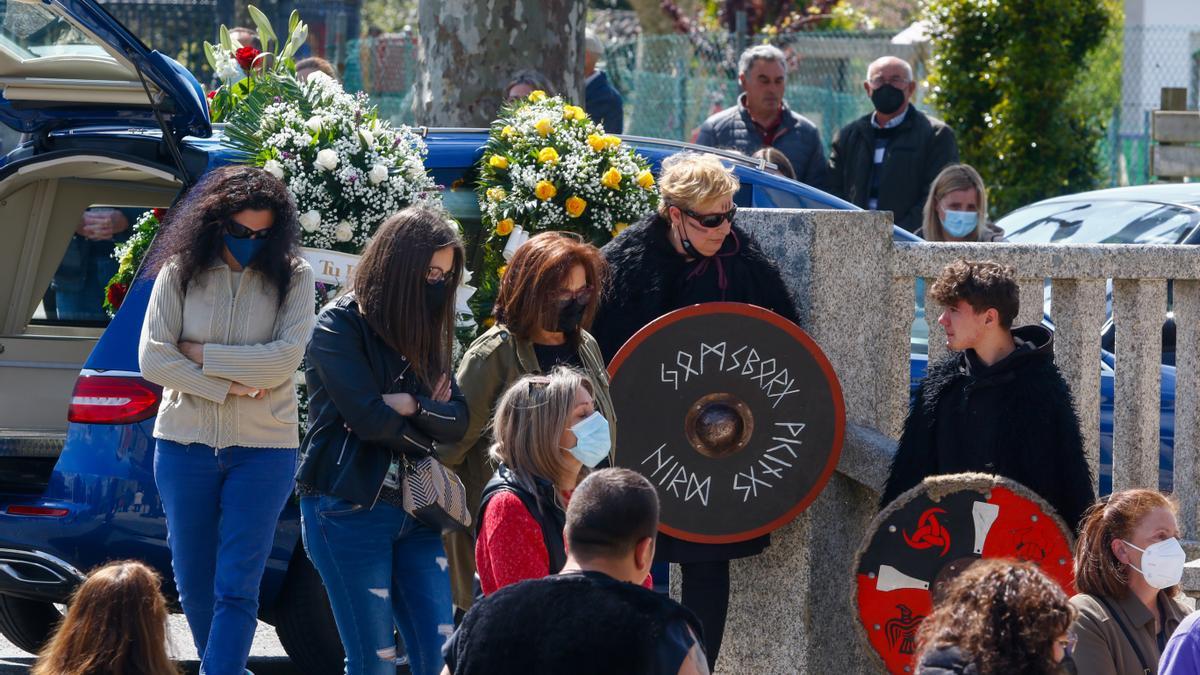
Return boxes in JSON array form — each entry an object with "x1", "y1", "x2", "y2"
[{"x1": 400, "y1": 451, "x2": 472, "y2": 533}]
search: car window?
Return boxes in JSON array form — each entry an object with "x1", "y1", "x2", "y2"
[
  {"x1": 0, "y1": 2, "x2": 107, "y2": 60},
  {"x1": 1002, "y1": 200, "x2": 1199, "y2": 245},
  {"x1": 31, "y1": 205, "x2": 144, "y2": 328}
]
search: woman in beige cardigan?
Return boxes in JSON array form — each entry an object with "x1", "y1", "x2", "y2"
[{"x1": 138, "y1": 166, "x2": 314, "y2": 675}]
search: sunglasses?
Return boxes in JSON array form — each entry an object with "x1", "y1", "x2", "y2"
[
  {"x1": 224, "y1": 218, "x2": 273, "y2": 240},
  {"x1": 554, "y1": 286, "x2": 593, "y2": 306},
  {"x1": 677, "y1": 204, "x2": 737, "y2": 229}
]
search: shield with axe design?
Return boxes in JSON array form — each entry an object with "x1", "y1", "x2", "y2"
[
  {"x1": 854, "y1": 473, "x2": 1076, "y2": 675},
  {"x1": 607, "y1": 302, "x2": 845, "y2": 544}
]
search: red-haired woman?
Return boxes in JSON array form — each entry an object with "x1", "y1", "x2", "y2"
[
  {"x1": 1069, "y1": 489, "x2": 1191, "y2": 674},
  {"x1": 442, "y1": 232, "x2": 615, "y2": 614}
]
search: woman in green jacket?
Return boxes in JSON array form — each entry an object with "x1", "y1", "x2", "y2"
[{"x1": 443, "y1": 232, "x2": 615, "y2": 614}]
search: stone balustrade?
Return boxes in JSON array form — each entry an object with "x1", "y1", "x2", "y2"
[{"x1": 700, "y1": 208, "x2": 1200, "y2": 674}]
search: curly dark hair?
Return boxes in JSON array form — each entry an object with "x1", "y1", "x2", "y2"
[
  {"x1": 146, "y1": 165, "x2": 300, "y2": 305},
  {"x1": 915, "y1": 559, "x2": 1075, "y2": 675},
  {"x1": 929, "y1": 259, "x2": 1018, "y2": 328}
]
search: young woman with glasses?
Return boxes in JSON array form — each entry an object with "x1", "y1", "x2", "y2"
[
  {"x1": 138, "y1": 165, "x2": 315, "y2": 675},
  {"x1": 591, "y1": 151, "x2": 800, "y2": 671},
  {"x1": 442, "y1": 231, "x2": 614, "y2": 616},
  {"x1": 295, "y1": 205, "x2": 469, "y2": 675}
]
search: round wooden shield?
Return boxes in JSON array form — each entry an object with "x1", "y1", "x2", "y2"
[
  {"x1": 854, "y1": 473, "x2": 1076, "y2": 675},
  {"x1": 608, "y1": 302, "x2": 845, "y2": 544}
]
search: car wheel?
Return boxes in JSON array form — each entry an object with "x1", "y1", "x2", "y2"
[
  {"x1": 273, "y1": 550, "x2": 345, "y2": 675},
  {"x1": 0, "y1": 594, "x2": 62, "y2": 654}
]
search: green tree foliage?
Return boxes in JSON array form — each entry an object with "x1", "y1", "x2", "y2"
[{"x1": 924, "y1": 0, "x2": 1110, "y2": 216}]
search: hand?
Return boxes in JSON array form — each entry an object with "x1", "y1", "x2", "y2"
[
  {"x1": 179, "y1": 341, "x2": 204, "y2": 365},
  {"x1": 229, "y1": 382, "x2": 263, "y2": 398},
  {"x1": 76, "y1": 208, "x2": 127, "y2": 241},
  {"x1": 431, "y1": 374, "x2": 451, "y2": 403},
  {"x1": 383, "y1": 393, "x2": 418, "y2": 416}
]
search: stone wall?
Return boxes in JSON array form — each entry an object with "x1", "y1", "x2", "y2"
[{"x1": 697, "y1": 208, "x2": 1200, "y2": 673}]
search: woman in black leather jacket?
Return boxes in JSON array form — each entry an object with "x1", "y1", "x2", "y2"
[{"x1": 296, "y1": 205, "x2": 468, "y2": 675}]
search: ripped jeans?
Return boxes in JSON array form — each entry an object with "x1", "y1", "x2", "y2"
[{"x1": 300, "y1": 495, "x2": 453, "y2": 675}]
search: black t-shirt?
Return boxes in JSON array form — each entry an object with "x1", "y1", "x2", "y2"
[
  {"x1": 442, "y1": 571, "x2": 703, "y2": 675},
  {"x1": 532, "y1": 341, "x2": 582, "y2": 372}
]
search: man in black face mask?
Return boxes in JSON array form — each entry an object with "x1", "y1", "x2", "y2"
[{"x1": 827, "y1": 56, "x2": 959, "y2": 233}]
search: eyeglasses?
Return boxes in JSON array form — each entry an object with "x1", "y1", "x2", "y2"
[
  {"x1": 224, "y1": 218, "x2": 273, "y2": 240},
  {"x1": 554, "y1": 286, "x2": 593, "y2": 306},
  {"x1": 868, "y1": 75, "x2": 911, "y2": 88},
  {"x1": 426, "y1": 266, "x2": 451, "y2": 284},
  {"x1": 677, "y1": 204, "x2": 737, "y2": 229}
]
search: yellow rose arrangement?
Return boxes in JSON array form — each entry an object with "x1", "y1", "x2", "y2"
[{"x1": 473, "y1": 89, "x2": 659, "y2": 330}]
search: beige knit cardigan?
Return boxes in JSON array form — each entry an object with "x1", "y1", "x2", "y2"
[{"x1": 138, "y1": 258, "x2": 315, "y2": 449}]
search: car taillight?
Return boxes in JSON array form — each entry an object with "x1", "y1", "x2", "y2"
[{"x1": 68, "y1": 375, "x2": 161, "y2": 425}]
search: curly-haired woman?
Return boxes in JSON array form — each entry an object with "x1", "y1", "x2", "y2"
[
  {"x1": 915, "y1": 559, "x2": 1076, "y2": 674},
  {"x1": 1069, "y1": 489, "x2": 1191, "y2": 674},
  {"x1": 138, "y1": 165, "x2": 314, "y2": 675}
]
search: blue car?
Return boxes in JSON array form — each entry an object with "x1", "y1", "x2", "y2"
[{"x1": 0, "y1": 1, "x2": 857, "y2": 667}]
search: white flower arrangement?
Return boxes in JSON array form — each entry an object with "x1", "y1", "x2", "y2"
[{"x1": 226, "y1": 70, "x2": 441, "y2": 253}]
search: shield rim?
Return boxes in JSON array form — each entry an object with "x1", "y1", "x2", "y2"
[{"x1": 608, "y1": 301, "x2": 846, "y2": 544}]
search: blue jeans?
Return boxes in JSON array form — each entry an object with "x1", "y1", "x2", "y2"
[
  {"x1": 300, "y1": 495, "x2": 453, "y2": 675},
  {"x1": 154, "y1": 440, "x2": 297, "y2": 675}
]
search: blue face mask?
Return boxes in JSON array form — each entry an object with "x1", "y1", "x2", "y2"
[
  {"x1": 942, "y1": 209, "x2": 979, "y2": 238},
  {"x1": 563, "y1": 411, "x2": 611, "y2": 468},
  {"x1": 223, "y1": 234, "x2": 267, "y2": 268}
]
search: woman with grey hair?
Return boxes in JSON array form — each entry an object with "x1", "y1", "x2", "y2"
[
  {"x1": 504, "y1": 69, "x2": 556, "y2": 102},
  {"x1": 474, "y1": 368, "x2": 627, "y2": 595}
]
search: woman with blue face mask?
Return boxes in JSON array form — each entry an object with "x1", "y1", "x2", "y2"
[
  {"x1": 917, "y1": 163, "x2": 1006, "y2": 242},
  {"x1": 138, "y1": 165, "x2": 314, "y2": 675},
  {"x1": 1069, "y1": 489, "x2": 1192, "y2": 675},
  {"x1": 474, "y1": 368, "x2": 640, "y2": 596}
]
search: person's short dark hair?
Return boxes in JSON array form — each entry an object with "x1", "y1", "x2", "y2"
[
  {"x1": 505, "y1": 69, "x2": 555, "y2": 99},
  {"x1": 296, "y1": 56, "x2": 336, "y2": 79},
  {"x1": 751, "y1": 147, "x2": 796, "y2": 180},
  {"x1": 565, "y1": 468, "x2": 659, "y2": 561},
  {"x1": 229, "y1": 27, "x2": 262, "y2": 51},
  {"x1": 930, "y1": 260, "x2": 1018, "y2": 329}
]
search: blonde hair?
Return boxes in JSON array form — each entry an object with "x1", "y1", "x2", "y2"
[
  {"x1": 656, "y1": 152, "x2": 741, "y2": 216},
  {"x1": 922, "y1": 164, "x2": 988, "y2": 242},
  {"x1": 490, "y1": 368, "x2": 593, "y2": 508}
]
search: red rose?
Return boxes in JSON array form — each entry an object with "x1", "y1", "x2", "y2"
[
  {"x1": 206, "y1": 89, "x2": 217, "y2": 100},
  {"x1": 106, "y1": 282, "x2": 129, "y2": 310},
  {"x1": 234, "y1": 46, "x2": 261, "y2": 71},
  {"x1": 152, "y1": 208, "x2": 166, "y2": 221}
]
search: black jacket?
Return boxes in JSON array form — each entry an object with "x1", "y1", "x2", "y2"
[
  {"x1": 444, "y1": 570, "x2": 704, "y2": 675},
  {"x1": 918, "y1": 646, "x2": 979, "y2": 674},
  {"x1": 296, "y1": 294, "x2": 469, "y2": 507},
  {"x1": 827, "y1": 105, "x2": 958, "y2": 232},
  {"x1": 593, "y1": 212, "x2": 799, "y2": 562},
  {"x1": 477, "y1": 464, "x2": 567, "y2": 575},
  {"x1": 585, "y1": 70, "x2": 624, "y2": 134},
  {"x1": 880, "y1": 325, "x2": 1095, "y2": 531},
  {"x1": 593, "y1": 212, "x2": 800, "y2": 362}
]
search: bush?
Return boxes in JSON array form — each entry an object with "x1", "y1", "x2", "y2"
[{"x1": 924, "y1": 0, "x2": 1110, "y2": 216}]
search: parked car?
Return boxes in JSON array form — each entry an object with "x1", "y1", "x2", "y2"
[
  {"x1": 0, "y1": 0, "x2": 858, "y2": 666},
  {"x1": 996, "y1": 183, "x2": 1200, "y2": 494}
]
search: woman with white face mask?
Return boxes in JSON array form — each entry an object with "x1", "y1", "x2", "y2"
[
  {"x1": 474, "y1": 368, "x2": 640, "y2": 596},
  {"x1": 917, "y1": 164, "x2": 1005, "y2": 242},
  {"x1": 1069, "y1": 489, "x2": 1192, "y2": 674}
]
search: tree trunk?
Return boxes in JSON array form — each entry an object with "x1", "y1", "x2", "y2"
[{"x1": 415, "y1": 0, "x2": 586, "y2": 127}]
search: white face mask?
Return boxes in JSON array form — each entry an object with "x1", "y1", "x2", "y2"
[{"x1": 1123, "y1": 537, "x2": 1186, "y2": 589}]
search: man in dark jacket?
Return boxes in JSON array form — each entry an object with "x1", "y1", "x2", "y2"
[
  {"x1": 442, "y1": 469, "x2": 708, "y2": 675},
  {"x1": 879, "y1": 260, "x2": 1095, "y2": 531},
  {"x1": 584, "y1": 31, "x2": 624, "y2": 134},
  {"x1": 696, "y1": 44, "x2": 828, "y2": 190},
  {"x1": 827, "y1": 56, "x2": 958, "y2": 232}
]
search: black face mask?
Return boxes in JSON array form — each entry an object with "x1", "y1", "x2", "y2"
[
  {"x1": 424, "y1": 279, "x2": 449, "y2": 316},
  {"x1": 554, "y1": 299, "x2": 587, "y2": 333},
  {"x1": 870, "y1": 84, "x2": 906, "y2": 115}
]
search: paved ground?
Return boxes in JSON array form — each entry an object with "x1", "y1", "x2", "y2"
[{"x1": 0, "y1": 615, "x2": 301, "y2": 674}]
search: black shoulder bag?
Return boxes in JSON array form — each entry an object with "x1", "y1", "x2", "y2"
[{"x1": 1095, "y1": 595, "x2": 1152, "y2": 675}]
